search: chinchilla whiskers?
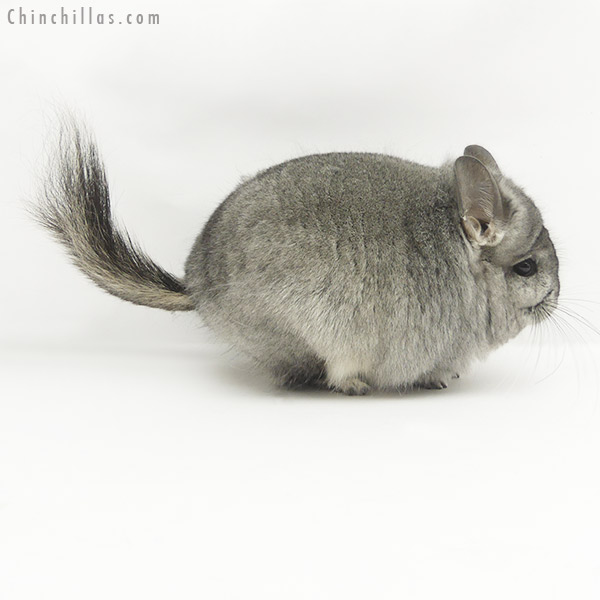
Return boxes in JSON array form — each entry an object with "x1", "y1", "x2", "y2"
[
  {"x1": 525, "y1": 302, "x2": 574, "y2": 386},
  {"x1": 559, "y1": 297, "x2": 600, "y2": 306},
  {"x1": 525, "y1": 315, "x2": 539, "y2": 373},
  {"x1": 533, "y1": 328, "x2": 567, "y2": 385},
  {"x1": 547, "y1": 300, "x2": 600, "y2": 338},
  {"x1": 543, "y1": 299, "x2": 600, "y2": 402},
  {"x1": 546, "y1": 305, "x2": 588, "y2": 343},
  {"x1": 559, "y1": 306, "x2": 600, "y2": 338},
  {"x1": 531, "y1": 309, "x2": 548, "y2": 372},
  {"x1": 521, "y1": 306, "x2": 562, "y2": 386}
]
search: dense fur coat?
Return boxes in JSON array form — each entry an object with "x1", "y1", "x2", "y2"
[{"x1": 37, "y1": 124, "x2": 560, "y2": 394}]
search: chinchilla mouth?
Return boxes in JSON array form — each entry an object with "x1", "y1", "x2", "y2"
[{"x1": 526, "y1": 289, "x2": 554, "y2": 313}]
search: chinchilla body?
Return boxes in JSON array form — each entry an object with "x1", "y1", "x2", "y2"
[
  {"x1": 37, "y1": 123, "x2": 560, "y2": 395},
  {"x1": 185, "y1": 154, "x2": 488, "y2": 391}
]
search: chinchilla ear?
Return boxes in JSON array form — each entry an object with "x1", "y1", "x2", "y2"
[
  {"x1": 454, "y1": 155, "x2": 506, "y2": 247},
  {"x1": 463, "y1": 145, "x2": 501, "y2": 176}
]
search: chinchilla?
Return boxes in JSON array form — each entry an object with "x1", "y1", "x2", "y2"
[{"x1": 36, "y1": 122, "x2": 560, "y2": 395}]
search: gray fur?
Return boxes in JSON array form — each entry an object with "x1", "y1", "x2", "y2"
[
  {"x1": 185, "y1": 150, "x2": 559, "y2": 394},
  {"x1": 37, "y1": 123, "x2": 560, "y2": 394},
  {"x1": 35, "y1": 121, "x2": 194, "y2": 311}
]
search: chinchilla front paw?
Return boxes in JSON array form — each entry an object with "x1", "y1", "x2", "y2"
[
  {"x1": 414, "y1": 367, "x2": 459, "y2": 390},
  {"x1": 418, "y1": 379, "x2": 449, "y2": 390},
  {"x1": 333, "y1": 377, "x2": 372, "y2": 396}
]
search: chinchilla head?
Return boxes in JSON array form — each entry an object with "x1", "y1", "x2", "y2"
[{"x1": 454, "y1": 145, "x2": 560, "y2": 346}]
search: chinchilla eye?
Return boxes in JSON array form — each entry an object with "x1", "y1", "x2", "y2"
[{"x1": 512, "y1": 258, "x2": 537, "y2": 277}]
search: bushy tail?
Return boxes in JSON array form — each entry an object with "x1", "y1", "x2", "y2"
[{"x1": 34, "y1": 120, "x2": 194, "y2": 311}]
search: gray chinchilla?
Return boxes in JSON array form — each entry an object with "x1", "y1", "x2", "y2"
[{"x1": 36, "y1": 123, "x2": 560, "y2": 395}]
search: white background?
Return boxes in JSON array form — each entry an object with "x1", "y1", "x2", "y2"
[{"x1": 1, "y1": 1, "x2": 600, "y2": 598}]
